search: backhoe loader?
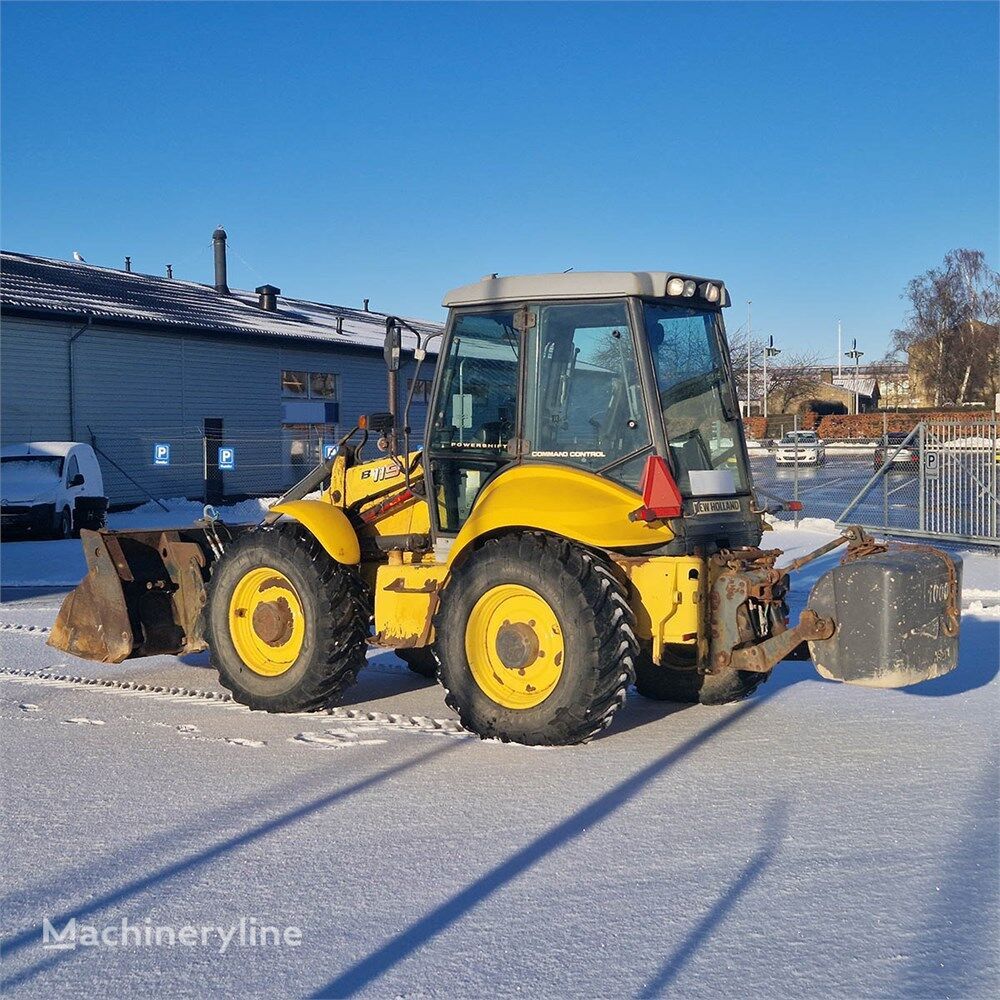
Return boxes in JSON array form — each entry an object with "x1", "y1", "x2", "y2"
[{"x1": 49, "y1": 272, "x2": 962, "y2": 745}]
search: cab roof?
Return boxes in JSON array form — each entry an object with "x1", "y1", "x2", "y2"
[{"x1": 442, "y1": 271, "x2": 729, "y2": 307}]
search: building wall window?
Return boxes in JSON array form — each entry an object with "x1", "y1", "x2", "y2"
[
  {"x1": 282, "y1": 370, "x2": 338, "y2": 400},
  {"x1": 283, "y1": 423, "x2": 338, "y2": 479},
  {"x1": 310, "y1": 372, "x2": 337, "y2": 398}
]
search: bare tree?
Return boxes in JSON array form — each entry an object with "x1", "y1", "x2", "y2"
[
  {"x1": 763, "y1": 351, "x2": 825, "y2": 413},
  {"x1": 890, "y1": 249, "x2": 1000, "y2": 406}
]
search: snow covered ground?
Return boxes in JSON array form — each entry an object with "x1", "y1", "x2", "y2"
[{"x1": 0, "y1": 516, "x2": 997, "y2": 998}]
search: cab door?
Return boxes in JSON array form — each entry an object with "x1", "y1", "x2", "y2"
[{"x1": 425, "y1": 308, "x2": 522, "y2": 534}]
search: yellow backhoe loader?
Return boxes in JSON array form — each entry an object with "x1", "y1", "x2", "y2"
[{"x1": 49, "y1": 272, "x2": 961, "y2": 745}]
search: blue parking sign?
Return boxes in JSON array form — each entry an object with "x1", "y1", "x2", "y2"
[
  {"x1": 153, "y1": 443, "x2": 171, "y2": 466},
  {"x1": 323, "y1": 444, "x2": 336, "y2": 460},
  {"x1": 218, "y1": 446, "x2": 236, "y2": 471}
]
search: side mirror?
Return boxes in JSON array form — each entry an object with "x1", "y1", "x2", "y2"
[
  {"x1": 69, "y1": 473, "x2": 85, "y2": 487},
  {"x1": 384, "y1": 322, "x2": 402, "y2": 373}
]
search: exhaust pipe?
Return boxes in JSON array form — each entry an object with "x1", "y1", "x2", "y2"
[{"x1": 213, "y1": 227, "x2": 229, "y2": 295}]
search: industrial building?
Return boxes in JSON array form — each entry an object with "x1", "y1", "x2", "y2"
[{"x1": 0, "y1": 230, "x2": 441, "y2": 504}]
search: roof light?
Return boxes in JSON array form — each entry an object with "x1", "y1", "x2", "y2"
[
  {"x1": 682, "y1": 280, "x2": 697, "y2": 297},
  {"x1": 666, "y1": 277, "x2": 685, "y2": 296},
  {"x1": 699, "y1": 281, "x2": 720, "y2": 303}
]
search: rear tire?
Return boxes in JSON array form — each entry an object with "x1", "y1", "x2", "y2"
[
  {"x1": 206, "y1": 526, "x2": 369, "y2": 712},
  {"x1": 634, "y1": 650, "x2": 770, "y2": 705},
  {"x1": 435, "y1": 533, "x2": 637, "y2": 746}
]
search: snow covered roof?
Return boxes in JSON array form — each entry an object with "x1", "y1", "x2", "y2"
[
  {"x1": 0, "y1": 441, "x2": 80, "y2": 458},
  {"x1": 832, "y1": 375, "x2": 879, "y2": 397},
  {"x1": 0, "y1": 251, "x2": 442, "y2": 352}
]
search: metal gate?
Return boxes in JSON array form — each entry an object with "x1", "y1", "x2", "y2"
[{"x1": 837, "y1": 417, "x2": 1000, "y2": 547}]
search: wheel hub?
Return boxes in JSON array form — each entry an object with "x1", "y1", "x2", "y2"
[
  {"x1": 494, "y1": 621, "x2": 540, "y2": 669},
  {"x1": 464, "y1": 583, "x2": 564, "y2": 709},
  {"x1": 228, "y1": 567, "x2": 305, "y2": 676},
  {"x1": 252, "y1": 597, "x2": 294, "y2": 647}
]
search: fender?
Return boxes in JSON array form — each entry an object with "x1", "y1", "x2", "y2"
[
  {"x1": 269, "y1": 499, "x2": 361, "y2": 566},
  {"x1": 447, "y1": 464, "x2": 673, "y2": 568}
]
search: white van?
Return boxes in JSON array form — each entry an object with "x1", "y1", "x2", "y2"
[{"x1": 1, "y1": 442, "x2": 108, "y2": 538}]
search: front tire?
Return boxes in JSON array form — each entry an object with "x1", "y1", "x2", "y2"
[
  {"x1": 435, "y1": 533, "x2": 637, "y2": 746},
  {"x1": 206, "y1": 526, "x2": 369, "y2": 712},
  {"x1": 58, "y1": 507, "x2": 73, "y2": 539}
]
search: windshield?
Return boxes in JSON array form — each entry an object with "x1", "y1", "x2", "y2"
[
  {"x1": 643, "y1": 302, "x2": 749, "y2": 496},
  {"x1": 1, "y1": 456, "x2": 63, "y2": 490},
  {"x1": 782, "y1": 432, "x2": 817, "y2": 444}
]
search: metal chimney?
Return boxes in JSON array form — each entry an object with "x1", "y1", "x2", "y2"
[
  {"x1": 212, "y1": 227, "x2": 229, "y2": 294},
  {"x1": 166, "y1": 264, "x2": 173, "y2": 279},
  {"x1": 124, "y1": 256, "x2": 132, "y2": 272},
  {"x1": 363, "y1": 298, "x2": 370, "y2": 312},
  {"x1": 255, "y1": 284, "x2": 280, "y2": 311}
]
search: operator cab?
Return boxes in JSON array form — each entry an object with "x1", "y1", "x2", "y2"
[{"x1": 428, "y1": 272, "x2": 759, "y2": 553}]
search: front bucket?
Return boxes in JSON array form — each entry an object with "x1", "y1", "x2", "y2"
[
  {"x1": 806, "y1": 544, "x2": 962, "y2": 688},
  {"x1": 48, "y1": 528, "x2": 214, "y2": 663}
]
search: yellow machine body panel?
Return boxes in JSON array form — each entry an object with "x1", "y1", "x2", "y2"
[
  {"x1": 372, "y1": 560, "x2": 447, "y2": 648},
  {"x1": 269, "y1": 500, "x2": 361, "y2": 566},
  {"x1": 611, "y1": 554, "x2": 704, "y2": 662},
  {"x1": 446, "y1": 464, "x2": 673, "y2": 568},
  {"x1": 341, "y1": 452, "x2": 431, "y2": 539}
]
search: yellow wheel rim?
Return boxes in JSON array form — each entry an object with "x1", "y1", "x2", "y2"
[
  {"x1": 465, "y1": 584, "x2": 564, "y2": 709},
  {"x1": 228, "y1": 567, "x2": 306, "y2": 677}
]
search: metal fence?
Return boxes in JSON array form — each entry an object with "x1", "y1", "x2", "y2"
[
  {"x1": 751, "y1": 415, "x2": 1000, "y2": 548},
  {"x1": 86, "y1": 424, "x2": 347, "y2": 506}
]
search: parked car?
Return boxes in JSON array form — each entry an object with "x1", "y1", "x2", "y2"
[
  {"x1": 774, "y1": 430, "x2": 826, "y2": 466},
  {"x1": 874, "y1": 432, "x2": 919, "y2": 471},
  {"x1": 1, "y1": 442, "x2": 108, "y2": 538}
]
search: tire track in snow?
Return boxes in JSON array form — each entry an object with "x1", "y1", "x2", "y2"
[{"x1": 0, "y1": 666, "x2": 471, "y2": 738}]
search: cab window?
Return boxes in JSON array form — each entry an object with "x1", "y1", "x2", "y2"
[
  {"x1": 66, "y1": 455, "x2": 81, "y2": 484},
  {"x1": 524, "y1": 301, "x2": 651, "y2": 485}
]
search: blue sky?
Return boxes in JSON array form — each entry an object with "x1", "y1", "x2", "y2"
[{"x1": 2, "y1": 1, "x2": 997, "y2": 360}]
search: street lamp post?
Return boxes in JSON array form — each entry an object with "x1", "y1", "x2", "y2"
[
  {"x1": 846, "y1": 338, "x2": 864, "y2": 414},
  {"x1": 746, "y1": 300, "x2": 752, "y2": 417},
  {"x1": 763, "y1": 335, "x2": 781, "y2": 419}
]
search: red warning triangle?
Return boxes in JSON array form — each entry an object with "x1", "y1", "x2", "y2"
[{"x1": 639, "y1": 455, "x2": 683, "y2": 519}]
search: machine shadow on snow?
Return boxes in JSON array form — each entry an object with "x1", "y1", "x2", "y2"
[
  {"x1": 0, "y1": 583, "x2": 83, "y2": 603},
  {"x1": 894, "y1": 766, "x2": 999, "y2": 997},
  {"x1": 309, "y1": 699, "x2": 765, "y2": 998},
  {"x1": 638, "y1": 799, "x2": 789, "y2": 997},
  {"x1": 899, "y1": 615, "x2": 998, "y2": 696},
  {"x1": 0, "y1": 742, "x2": 460, "y2": 992},
  {"x1": 2, "y1": 700, "x2": 764, "y2": 995}
]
